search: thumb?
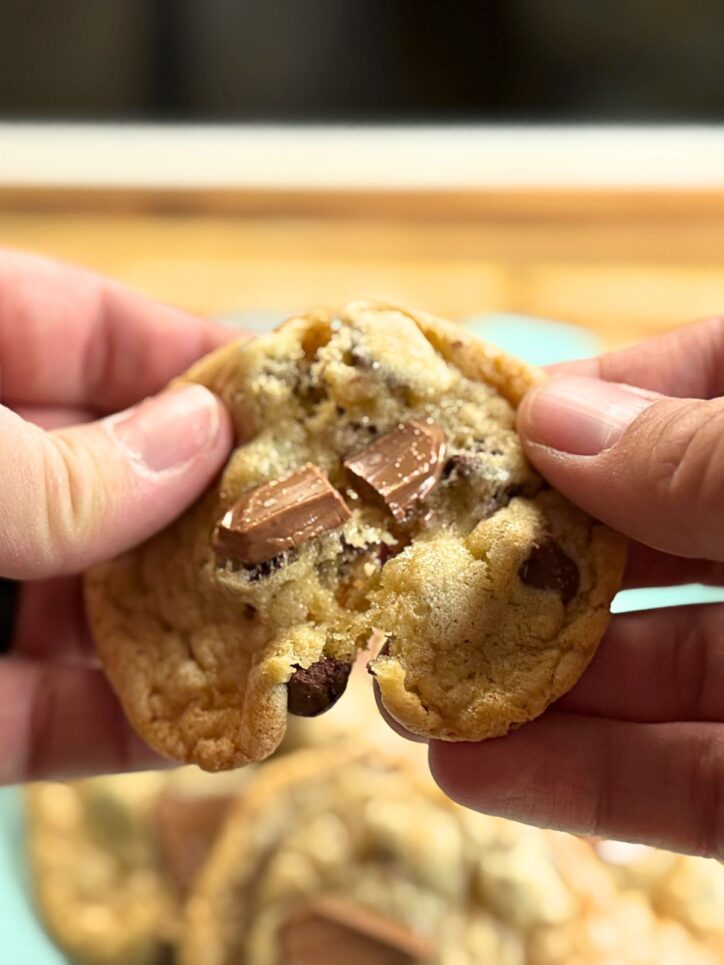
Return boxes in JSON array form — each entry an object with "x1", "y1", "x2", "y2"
[
  {"x1": 0, "y1": 385, "x2": 233, "y2": 578},
  {"x1": 517, "y1": 375, "x2": 724, "y2": 561}
]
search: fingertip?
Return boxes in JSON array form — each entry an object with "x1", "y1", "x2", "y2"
[
  {"x1": 20, "y1": 387, "x2": 236, "y2": 577},
  {"x1": 108, "y1": 383, "x2": 233, "y2": 477},
  {"x1": 203, "y1": 387, "x2": 235, "y2": 463},
  {"x1": 372, "y1": 678, "x2": 428, "y2": 744}
]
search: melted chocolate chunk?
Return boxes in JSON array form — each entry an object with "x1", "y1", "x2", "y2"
[
  {"x1": 287, "y1": 656, "x2": 352, "y2": 716},
  {"x1": 519, "y1": 539, "x2": 580, "y2": 605}
]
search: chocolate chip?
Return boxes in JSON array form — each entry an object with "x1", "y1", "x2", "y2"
[
  {"x1": 378, "y1": 543, "x2": 394, "y2": 567},
  {"x1": 344, "y1": 343, "x2": 375, "y2": 369},
  {"x1": 243, "y1": 553, "x2": 288, "y2": 582},
  {"x1": 287, "y1": 656, "x2": 352, "y2": 717},
  {"x1": 519, "y1": 539, "x2": 580, "y2": 605},
  {"x1": 302, "y1": 382, "x2": 327, "y2": 406},
  {"x1": 442, "y1": 453, "x2": 481, "y2": 481},
  {"x1": 350, "y1": 420, "x2": 378, "y2": 436}
]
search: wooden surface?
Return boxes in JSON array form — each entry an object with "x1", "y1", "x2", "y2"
[{"x1": 2, "y1": 189, "x2": 724, "y2": 349}]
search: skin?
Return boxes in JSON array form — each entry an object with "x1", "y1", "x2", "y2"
[
  {"x1": 0, "y1": 250, "x2": 238, "y2": 783},
  {"x1": 3, "y1": 250, "x2": 723, "y2": 860},
  {"x1": 430, "y1": 315, "x2": 724, "y2": 859}
]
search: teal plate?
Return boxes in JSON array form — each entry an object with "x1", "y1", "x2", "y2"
[{"x1": 2, "y1": 313, "x2": 722, "y2": 963}]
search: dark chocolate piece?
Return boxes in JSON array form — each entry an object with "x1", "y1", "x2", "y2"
[
  {"x1": 287, "y1": 656, "x2": 352, "y2": 717},
  {"x1": 213, "y1": 465, "x2": 351, "y2": 565},
  {"x1": 344, "y1": 420, "x2": 446, "y2": 521},
  {"x1": 519, "y1": 539, "x2": 580, "y2": 605}
]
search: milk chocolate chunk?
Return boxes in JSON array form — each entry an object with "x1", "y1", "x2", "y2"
[
  {"x1": 287, "y1": 656, "x2": 352, "y2": 717},
  {"x1": 213, "y1": 464, "x2": 351, "y2": 565},
  {"x1": 519, "y1": 539, "x2": 580, "y2": 604},
  {"x1": 280, "y1": 896, "x2": 432, "y2": 965},
  {"x1": 344, "y1": 420, "x2": 446, "y2": 521}
]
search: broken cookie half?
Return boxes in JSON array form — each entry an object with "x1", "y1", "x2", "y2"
[{"x1": 85, "y1": 302, "x2": 626, "y2": 769}]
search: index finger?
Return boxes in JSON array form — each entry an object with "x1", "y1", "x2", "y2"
[
  {"x1": 0, "y1": 249, "x2": 242, "y2": 412},
  {"x1": 546, "y1": 316, "x2": 724, "y2": 399}
]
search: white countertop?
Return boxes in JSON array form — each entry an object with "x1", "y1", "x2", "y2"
[{"x1": 1, "y1": 123, "x2": 723, "y2": 190}]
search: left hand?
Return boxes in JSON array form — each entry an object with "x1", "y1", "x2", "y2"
[{"x1": 0, "y1": 250, "x2": 239, "y2": 784}]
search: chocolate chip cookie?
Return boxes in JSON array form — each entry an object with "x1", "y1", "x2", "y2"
[
  {"x1": 26, "y1": 773, "x2": 177, "y2": 965},
  {"x1": 180, "y1": 745, "x2": 528, "y2": 965},
  {"x1": 85, "y1": 302, "x2": 626, "y2": 768},
  {"x1": 26, "y1": 768, "x2": 253, "y2": 965}
]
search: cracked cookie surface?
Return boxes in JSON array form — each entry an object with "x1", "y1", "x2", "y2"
[{"x1": 85, "y1": 302, "x2": 625, "y2": 768}]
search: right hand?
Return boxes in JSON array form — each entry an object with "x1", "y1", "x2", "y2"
[{"x1": 430, "y1": 316, "x2": 724, "y2": 858}]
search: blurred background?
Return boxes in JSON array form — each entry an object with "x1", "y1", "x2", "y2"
[
  {"x1": 2, "y1": 5, "x2": 724, "y2": 961},
  {"x1": 1, "y1": 0, "x2": 724, "y2": 121},
  {"x1": 1, "y1": 0, "x2": 724, "y2": 348}
]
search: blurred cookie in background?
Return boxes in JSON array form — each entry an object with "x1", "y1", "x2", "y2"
[
  {"x1": 26, "y1": 772, "x2": 176, "y2": 965},
  {"x1": 25, "y1": 746, "x2": 723, "y2": 965},
  {"x1": 24, "y1": 661, "x2": 412, "y2": 965},
  {"x1": 593, "y1": 839, "x2": 724, "y2": 959},
  {"x1": 151, "y1": 767, "x2": 259, "y2": 901},
  {"x1": 25, "y1": 682, "x2": 724, "y2": 965},
  {"x1": 181, "y1": 745, "x2": 526, "y2": 965},
  {"x1": 183, "y1": 743, "x2": 698, "y2": 965},
  {"x1": 530, "y1": 889, "x2": 719, "y2": 965},
  {"x1": 25, "y1": 767, "x2": 253, "y2": 965}
]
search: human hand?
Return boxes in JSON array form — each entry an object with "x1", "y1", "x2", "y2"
[
  {"x1": 430, "y1": 316, "x2": 724, "y2": 858},
  {"x1": 0, "y1": 251, "x2": 237, "y2": 784}
]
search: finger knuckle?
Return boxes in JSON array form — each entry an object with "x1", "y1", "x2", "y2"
[
  {"x1": 689, "y1": 734, "x2": 724, "y2": 859},
  {"x1": 41, "y1": 434, "x2": 102, "y2": 571},
  {"x1": 643, "y1": 401, "x2": 724, "y2": 555}
]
